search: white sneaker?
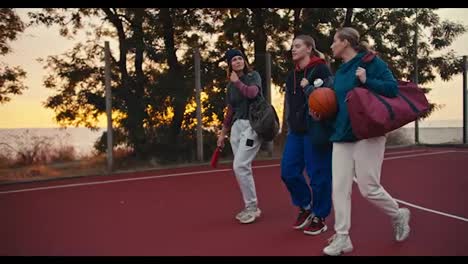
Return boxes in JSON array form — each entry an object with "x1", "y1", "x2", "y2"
[
  {"x1": 235, "y1": 208, "x2": 249, "y2": 221},
  {"x1": 393, "y1": 208, "x2": 411, "y2": 242},
  {"x1": 323, "y1": 234, "x2": 354, "y2": 256},
  {"x1": 238, "y1": 207, "x2": 261, "y2": 224}
]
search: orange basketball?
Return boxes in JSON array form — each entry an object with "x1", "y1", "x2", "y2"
[{"x1": 308, "y1": 87, "x2": 337, "y2": 119}]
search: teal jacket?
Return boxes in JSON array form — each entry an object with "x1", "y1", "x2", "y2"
[{"x1": 330, "y1": 52, "x2": 398, "y2": 142}]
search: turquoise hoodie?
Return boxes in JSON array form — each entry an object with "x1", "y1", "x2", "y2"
[{"x1": 330, "y1": 52, "x2": 398, "y2": 142}]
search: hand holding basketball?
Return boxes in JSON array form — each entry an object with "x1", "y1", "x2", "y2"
[
  {"x1": 309, "y1": 109, "x2": 321, "y2": 121},
  {"x1": 308, "y1": 87, "x2": 337, "y2": 120}
]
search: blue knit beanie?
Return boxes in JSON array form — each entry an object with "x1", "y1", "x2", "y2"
[{"x1": 225, "y1": 49, "x2": 244, "y2": 65}]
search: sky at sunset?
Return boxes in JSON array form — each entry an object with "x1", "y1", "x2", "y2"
[{"x1": 1, "y1": 8, "x2": 468, "y2": 129}]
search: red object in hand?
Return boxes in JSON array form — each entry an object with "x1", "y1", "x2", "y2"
[{"x1": 210, "y1": 147, "x2": 222, "y2": 168}]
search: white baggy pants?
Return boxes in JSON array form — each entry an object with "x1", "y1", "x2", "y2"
[
  {"x1": 332, "y1": 136, "x2": 400, "y2": 235},
  {"x1": 230, "y1": 119, "x2": 262, "y2": 209}
]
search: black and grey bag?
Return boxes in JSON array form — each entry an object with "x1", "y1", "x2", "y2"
[{"x1": 248, "y1": 93, "x2": 280, "y2": 142}]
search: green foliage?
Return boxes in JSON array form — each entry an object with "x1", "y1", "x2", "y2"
[
  {"x1": 0, "y1": 8, "x2": 27, "y2": 104},
  {"x1": 28, "y1": 8, "x2": 466, "y2": 163}
]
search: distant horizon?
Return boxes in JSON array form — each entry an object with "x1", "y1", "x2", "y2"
[
  {"x1": 0, "y1": 118, "x2": 465, "y2": 130},
  {"x1": 1, "y1": 8, "x2": 468, "y2": 129}
]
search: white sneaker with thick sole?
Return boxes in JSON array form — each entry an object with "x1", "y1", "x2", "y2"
[
  {"x1": 235, "y1": 208, "x2": 249, "y2": 221},
  {"x1": 238, "y1": 208, "x2": 261, "y2": 224},
  {"x1": 393, "y1": 208, "x2": 411, "y2": 242},
  {"x1": 323, "y1": 234, "x2": 354, "y2": 256}
]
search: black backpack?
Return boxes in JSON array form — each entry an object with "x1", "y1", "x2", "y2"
[{"x1": 248, "y1": 93, "x2": 280, "y2": 142}]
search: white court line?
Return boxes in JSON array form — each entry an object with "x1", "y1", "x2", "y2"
[
  {"x1": 383, "y1": 150, "x2": 455, "y2": 160},
  {"x1": 384, "y1": 149, "x2": 427, "y2": 156},
  {"x1": 0, "y1": 150, "x2": 457, "y2": 195},
  {"x1": 349, "y1": 170, "x2": 468, "y2": 223},
  {"x1": 1, "y1": 149, "x2": 467, "y2": 223},
  {"x1": 395, "y1": 199, "x2": 468, "y2": 223},
  {"x1": 0, "y1": 164, "x2": 279, "y2": 195}
]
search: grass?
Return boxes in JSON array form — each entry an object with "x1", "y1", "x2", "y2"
[
  {"x1": 0, "y1": 141, "x2": 284, "y2": 185},
  {"x1": 0, "y1": 129, "x2": 416, "y2": 185}
]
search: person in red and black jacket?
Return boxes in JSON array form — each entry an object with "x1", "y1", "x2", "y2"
[{"x1": 281, "y1": 35, "x2": 334, "y2": 236}]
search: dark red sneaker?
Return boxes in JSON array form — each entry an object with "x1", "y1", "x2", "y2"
[
  {"x1": 293, "y1": 208, "x2": 313, "y2": 229},
  {"x1": 304, "y1": 216, "x2": 328, "y2": 235}
]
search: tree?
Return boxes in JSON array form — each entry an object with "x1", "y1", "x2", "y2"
[
  {"x1": 0, "y1": 8, "x2": 27, "y2": 104},
  {"x1": 28, "y1": 8, "x2": 466, "y2": 163},
  {"x1": 300, "y1": 8, "x2": 466, "y2": 117},
  {"x1": 198, "y1": 9, "x2": 292, "y2": 128},
  {"x1": 301, "y1": 8, "x2": 466, "y2": 84},
  {"x1": 29, "y1": 8, "x2": 207, "y2": 160}
]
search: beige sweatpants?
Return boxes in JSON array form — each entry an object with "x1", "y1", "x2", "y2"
[
  {"x1": 230, "y1": 119, "x2": 262, "y2": 209},
  {"x1": 332, "y1": 136, "x2": 400, "y2": 235}
]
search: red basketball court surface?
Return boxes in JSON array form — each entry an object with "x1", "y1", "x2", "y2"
[{"x1": 1, "y1": 146, "x2": 467, "y2": 256}]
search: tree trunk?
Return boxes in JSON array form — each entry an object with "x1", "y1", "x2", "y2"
[
  {"x1": 343, "y1": 8, "x2": 353, "y2": 27},
  {"x1": 129, "y1": 8, "x2": 149, "y2": 158},
  {"x1": 160, "y1": 8, "x2": 187, "y2": 146},
  {"x1": 293, "y1": 8, "x2": 302, "y2": 37},
  {"x1": 102, "y1": 8, "x2": 144, "y2": 158},
  {"x1": 237, "y1": 31, "x2": 249, "y2": 64},
  {"x1": 250, "y1": 8, "x2": 268, "y2": 97}
]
